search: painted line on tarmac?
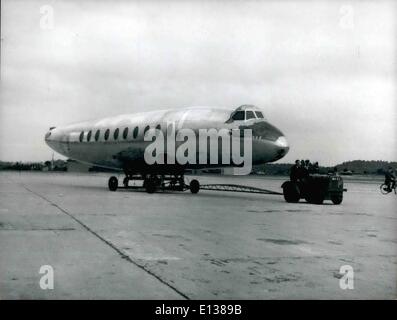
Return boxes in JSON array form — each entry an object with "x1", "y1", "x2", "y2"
[{"x1": 21, "y1": 184, "x2": 190, "y2": 300}]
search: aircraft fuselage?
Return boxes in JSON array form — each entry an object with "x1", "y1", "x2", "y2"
[{"x1": 45, "y1": 105, "x2": 289, "y2": 174}]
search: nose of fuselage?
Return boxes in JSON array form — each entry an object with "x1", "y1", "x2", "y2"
[
  {"x1": 248, "y1": 121, "x2": 289, "y2": 162},
  {"x1": 273, "y1": 134, "x2": 289, "y2": 161}
]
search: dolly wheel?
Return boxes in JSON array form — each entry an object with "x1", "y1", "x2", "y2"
[
  {"x1": 145, "y1": 178, "x2": 157, "y2": 194},
  {"x1": 108, "y1": 176, "x2": 118, "y2": 191},
  {"x1": 190, "y1": 179, "x2": 200, "y2": 194}
]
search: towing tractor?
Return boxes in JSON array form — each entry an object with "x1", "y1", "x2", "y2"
[{"x1": 281, "y1": 174, "x2": 346, "y2": 205}]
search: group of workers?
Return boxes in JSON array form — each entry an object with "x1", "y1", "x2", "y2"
[{"x1": 290, "y1": 159, "x2": 319, "y2": 183}]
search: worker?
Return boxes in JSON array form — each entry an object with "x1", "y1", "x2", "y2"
[
  {"x1": 290, "y1": 160, "x2": 301, "y2": 183},
  {"x1": 300, "y1": 159, "x2": 309, "y2": 180},
  {"x1": 312, "y1": 162, "x2": 320, "y2": 174},
  {"x1": 305, "y1": 159, "x2": 311, "y2": 170}
]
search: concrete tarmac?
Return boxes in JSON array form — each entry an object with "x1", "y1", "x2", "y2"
[{"x1": 0, "y1": 171, "x2": 396, "y2": 299}]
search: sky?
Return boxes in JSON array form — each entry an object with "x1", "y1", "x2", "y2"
[{"x1": 1, "y1": 0, "x2": 396, "y2": 166}]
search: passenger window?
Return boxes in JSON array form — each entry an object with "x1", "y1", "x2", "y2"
[
  {"x1": 95, "y1": 130, "x2": 100, "y2": 141},
  {"x1": 79, "y1": 131, "x2": 84, "y2": 142},
  {"x1": 87, "y1": 130, "x2": 92, "y2": 142},
  {"x1": 144, "y1": 125, "x2": 150, "y2": 135},
  {"x1": 255, "y1": 111, "x2": 264, "y2": 119},
  {"x1": 246, "y1": 111, "x2": 256, "y2": 120},
  {"x1": 232, "y1": 111, "x2": 245, "y2": 121},
  {"x1": 122, "y1": 127, "x2": 128, "y2": 139},
  {"x1": 156, "y1": 124, "x2": 161, "y2": 131},
  {"x1": 114, "y1": 128, "x2": 119, "y2": 140},
  {"x1": 104, "y1": 129, "x2": 110, "y2": 141},
  {"x1": 133, "y1": 127, "x2": 139, "y2": 139}
]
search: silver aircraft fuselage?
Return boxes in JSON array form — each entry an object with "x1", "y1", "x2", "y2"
[{"x1": 44, "y1": 105, "x2": 289, "y2": 173}]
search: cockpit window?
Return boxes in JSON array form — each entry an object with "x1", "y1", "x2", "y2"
[
  {"x1": 255, "y1": 111, "x2": 264, "y2": 119},
  {"x1": 246, "y1": 111, "x2": 256, "y2": 120},
  {"x1": 232, "y1": 111, "x2": 245, "y2": 121},
  {"x1": 226, "y1": 105, "x2": 266, "y2": 123}
]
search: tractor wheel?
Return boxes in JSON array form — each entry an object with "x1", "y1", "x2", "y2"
[
  {"x1": 331, "y1": 193, "x2": 343, "y2": 205},
  {"x1": 282, "y1": 181, "x2": 300, "y2": 203},
  {"x1": 307, "y1": 190, "x2": 325, "y2": 204}
]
